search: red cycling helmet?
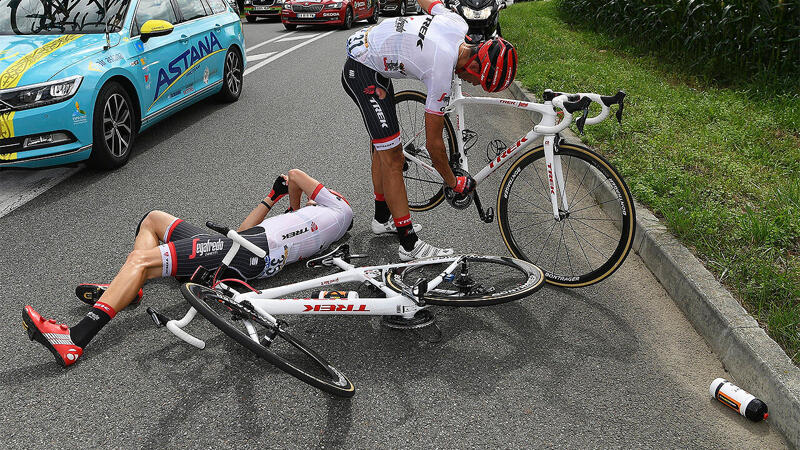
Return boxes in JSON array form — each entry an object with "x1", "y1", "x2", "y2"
[{"x1": 459, "y1": 37, "x2": 518, "y2": 93}]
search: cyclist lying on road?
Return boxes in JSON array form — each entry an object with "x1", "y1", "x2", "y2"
[{"x1": 23, "y1": 169, "x2": 353, "y2": 368}]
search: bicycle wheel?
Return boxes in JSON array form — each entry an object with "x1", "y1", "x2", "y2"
[
  {"x1": 181, "y1": 283, "x2": 355, "y2": 397},
  {"x1": 384, "y1": 255, "x2": 544, "y2": 306},
  {"x1": 497, "y1": 142, "x2": 636, "y2": 287},
  {"x1": 394, "y1": 90, "x2": 457, "y2": 211}
]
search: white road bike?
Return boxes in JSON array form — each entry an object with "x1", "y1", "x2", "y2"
[
  {"x1": 148, "y1": 222, "x2": 545, "y2": 397},
  {"x1": 396, "y1": 79, "x2": 635, "y2": 287}
]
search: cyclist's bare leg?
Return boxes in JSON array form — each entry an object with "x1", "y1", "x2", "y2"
[
  {"x1": 371, "y1": 146, "x2": 385, "y2": 199},
  {"x1": 96, "y1": 248, "x2": 163, "y2": 311},
  {"x1": 133, "y1": 210, "x2": 179, "y2": 250},
  {"x1": 375, "y1": 144, "x2": 411, "y2": 225}
]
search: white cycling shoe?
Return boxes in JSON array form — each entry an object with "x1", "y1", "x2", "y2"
[
  {"x1": 398, "y1": 239, "x2": 455, "y2": 262},
  {"x1": 371, "y1": 218, "x2": 422, "y2": 235}
]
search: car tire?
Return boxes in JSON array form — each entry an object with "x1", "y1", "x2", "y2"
[
  {"x1": 342, "y1": 7, "x2": 353, "y2": 29},
  {"x1": 283, "y1": 22, "x2": 297, "y2": 30},
  {"x1": 217, "y1": 47, "x2": 243, "y2": 103},
  {"x1": 246, "y1": 16, "x2": 257, "y2": 22},
  {"x1": 367, "y1": 5, "x2": 378, "y2": 23},
  {"x1": 399, "y1": 1, "x2": 406, "y2": 15},
  {"x1": 88, "y1": 81, "x2": 137, "y2": 170}
]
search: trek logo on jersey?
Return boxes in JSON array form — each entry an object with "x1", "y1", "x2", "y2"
[
  {"x1": 369, "y1": 98, "x2": 388, "y2": 128},
  {"x1": 154, "y1": 32, "x2": 222, "y2": 102},
  {"x1": 282, "y1": 227, "x2": 309, "y2": 240},
  {"x1": 416, "y1": 16, "x2": 432, "y2": 48},
  {"x1": 188, "y1": 238, "x2": 224, "y2": 259},
  {"x1": 383, "y1": 57, "x2": 406, "y2": 75}
]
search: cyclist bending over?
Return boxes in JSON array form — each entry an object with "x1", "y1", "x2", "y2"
[
  {"x1": 341, "y1": 0, "x2": 517, "y2": 261},
  {"x1": 23, "y1": 169, "x2": 353, "y2": 367}
]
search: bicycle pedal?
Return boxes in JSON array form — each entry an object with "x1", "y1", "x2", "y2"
[{"x1": 482, "y1": 207, "x2": 494, "y2": 223}]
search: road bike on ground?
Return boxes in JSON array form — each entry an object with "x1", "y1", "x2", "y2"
[
  {"x1": 148, "y1": 222, "x2": 545, "y2": 397},
  {"x1": 396, "y1": 79, "x2": 634, "y2": 287}
]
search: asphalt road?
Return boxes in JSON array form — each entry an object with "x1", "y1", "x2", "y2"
[{"x1": 0, "y1": 19, "x2": 788, "y2": 448}]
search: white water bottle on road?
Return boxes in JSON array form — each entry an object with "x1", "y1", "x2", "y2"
[{"x1": 710, "y1": 378, "x2": 769, "y2": 422}]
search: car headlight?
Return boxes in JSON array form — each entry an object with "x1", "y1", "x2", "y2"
[
  {"x1": 325, "y1": 2, "x2": 343, "y2": 8},
  {"x1": 244, "y1": 0, "x2": 252, "y2": 4},
  {"x1": 460, "y1": 6, "x2": 492, "y2": 20},
  {"x1": 0, "y1": 76, "x2": 82, "y2": 112}
]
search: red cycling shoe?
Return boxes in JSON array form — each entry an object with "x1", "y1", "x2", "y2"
[
  {"x1": 75, "y1": 283, "x2": 143, "y2": 307},
  {"x1": 22, "y1": 305, "x2": 83, "y2": 367}
]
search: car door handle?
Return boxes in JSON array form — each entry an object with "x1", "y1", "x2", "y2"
[
  {"x1": 180, "y1": 34, "x2": 189, "y2": 43},
  {"x1": 214, "y1": 23, "x2": 222, "y2": 31}
]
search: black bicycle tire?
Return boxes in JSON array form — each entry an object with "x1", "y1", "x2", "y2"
[
  {"x1": 384, "y1": 255, "x2": 545, "y2": 306},
  {"x1": 496, "y1": 142, "x2": 636, "y2": 287},
  {"x1": 393, "y1": 90, "x2": 458, "y2": 212},
  {"x1": 181, "y1": 283, "x2": 355, "y2": 397}
]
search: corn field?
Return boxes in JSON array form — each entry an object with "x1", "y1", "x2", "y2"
[{"x1": 557, "y1": 0, "x2": 800, "y2": 81}]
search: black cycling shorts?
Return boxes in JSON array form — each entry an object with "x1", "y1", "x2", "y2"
[
  {"x1": 157, "y1": 219, "x2": 268, "y2": 280},
  {"x1": 341, "y1": 57, "x2": 401, "y2": 151}
]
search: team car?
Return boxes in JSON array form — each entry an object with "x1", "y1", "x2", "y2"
[
  {"x1": 243, "y1": 0, "x2": 285, "y2": 22},
  {"x1": 378, "y1": 0, "x2": 421, "y2": 16},
  {"x1": 281, "y1": 0, "x2": 378, "y2": 30},
  {"x1": 0, "y1": 0, "x2": 246, "y2": 170}
]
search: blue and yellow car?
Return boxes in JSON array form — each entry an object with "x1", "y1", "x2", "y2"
[{"x1": 0, "y1": 0, "x2": 246, "y2": 169}]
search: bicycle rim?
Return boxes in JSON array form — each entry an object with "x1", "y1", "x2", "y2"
[
  {"x1": 181, "y1": 283, "x2": 355, "y2": 397},
  {"x1": 394, "y1": 90, "x2": 457, "y2": 211},
  {"x1": 497, "y1": 143, "x2": 635, "y2": 287},
  {"x1": 384, "y1": 255, "x2": 544, "y2": 306}
]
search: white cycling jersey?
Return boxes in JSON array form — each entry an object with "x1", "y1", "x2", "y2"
[
  {"x1": 346, "y1": 1, "x2": 468, "y2": 115},
  {"x1": 256, "y1": 185, "x2": 353, "y2": 278}
]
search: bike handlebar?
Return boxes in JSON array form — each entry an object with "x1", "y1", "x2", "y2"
[
  {"x1": 533, "y1": 90, "x2": 625, "y2": 135},
  {"x1": 206, "y1": 221, "x2": 268, "y2": 259}
]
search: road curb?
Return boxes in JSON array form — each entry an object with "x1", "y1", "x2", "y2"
[{"x1": 508, "y1": 80, "x2": 800, "y2": 446}]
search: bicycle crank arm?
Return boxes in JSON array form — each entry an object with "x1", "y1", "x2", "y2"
[{"x1": 472, "y1": 191, "x2": 494, "y2": 223}]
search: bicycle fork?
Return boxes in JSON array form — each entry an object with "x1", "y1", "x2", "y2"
[{"x1": 544, "y1": 135, "x2": 570, "y2": 220}]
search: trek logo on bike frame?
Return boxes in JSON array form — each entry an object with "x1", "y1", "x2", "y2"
[
  {"x1": 489, "y1": 136, "x2": 528, "y2": 169},
  {"x1": 303, "y1": 304, "x2": 370, "y2": 312},
  {"x1": 547, "y1": 163, "x2": 555, "y2": 194}
]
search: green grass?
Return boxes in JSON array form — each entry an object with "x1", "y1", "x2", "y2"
[{"x1": 501, "y1": 0, "x2": 800, "y2": 363}]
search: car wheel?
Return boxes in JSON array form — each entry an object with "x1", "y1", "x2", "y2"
[
  {"x1": 217, "y1": 47, "x2": 243, "y2": 102},
  {"x1": 89, "y1": 81, "x2": 137, "y2": 170},
  {"x1": 342, "y1": 7, "x2": 353, "y2": 29},
  {"x1": 399, "y1": 1, "x2": 406, "y2": 15},
  {"x1": 367, "y1": 5, "x2": 378, "y2": 23},
  {"x1": 283, "y1": 22, "x2": 297, "y2": 30},
  {"x1": 246, "y1": 16, "x2": 257, "y2": 22}
]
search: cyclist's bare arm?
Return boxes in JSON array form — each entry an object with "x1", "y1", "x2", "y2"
[
  {"x1": 425, "y1": 113, "x2": 457, "y2": 187},
  {"x1": 238, "y1": 188, "x2": 280, "y2": 231},
  {"x1": 287, "y1": 168, "x2": 323, "y2": 211},
  {"x1": 417, "y1": 0, "x2": 443, "y2": 14}
]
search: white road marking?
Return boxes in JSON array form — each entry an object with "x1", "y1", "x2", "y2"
[
  {"x1": 244, "y1": 30, "x2": 336, "y2": 77},
  {"x1": 246, "y1": 32, "x2": 296, "y2": 53},
  {"x1": 247, "y1": 51, "x2": 277, "y2": 62},
  {"x1": 276, "y1": 33, "x2": 319, "y2": 42},
  {"x1": 0, "y1": 166, "x2": 82, "y2": 220}
]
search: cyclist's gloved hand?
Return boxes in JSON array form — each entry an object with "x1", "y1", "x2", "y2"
[
  {"x1": 268, "y1": 175, "x2": 288, "y2": 202},
  {"x1": 452, "y1": 175, "x2": 476, "y2": 195}
]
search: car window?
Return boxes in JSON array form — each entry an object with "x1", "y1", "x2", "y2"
[
  {"x1": 174, "y1": 0, "x2": 210, "y2": 21},
  {"x1": 207, "y1": 0, "x2": 229, "y2": 14},
  {"x1": 133, "y1": 0, "x2": 178, "y2": 35}
]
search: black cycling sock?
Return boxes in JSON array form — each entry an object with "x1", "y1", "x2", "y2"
[
  {"x1": 397, "y1": 225, "x2": 418, "y2": 251},
  {"x1": 70, "y1": 305, "x2": 113, "y2": 348},
  {"x1": 374, "y1": 200, "x2": 391, "y2": 223}
]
